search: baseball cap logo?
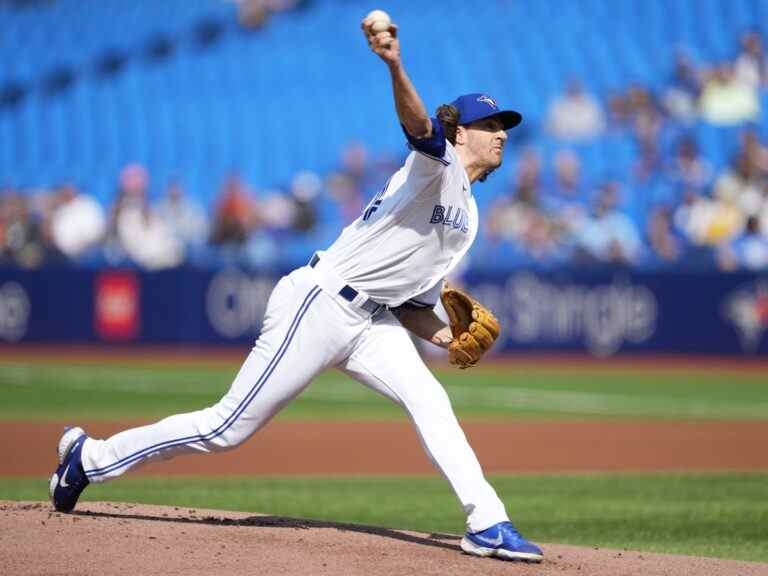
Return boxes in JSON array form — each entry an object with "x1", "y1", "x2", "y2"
[{"x1": 477, "y1": 95, "x2": 498, "y2": 109}]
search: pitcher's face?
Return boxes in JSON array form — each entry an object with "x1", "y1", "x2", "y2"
[{"x1": 463, "y1": 116, "x2": 508, "y2": 170}]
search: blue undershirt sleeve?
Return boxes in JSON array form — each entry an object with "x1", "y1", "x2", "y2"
[{"x1": 402, "y1": 117, "x2": 447, "y2": 161}]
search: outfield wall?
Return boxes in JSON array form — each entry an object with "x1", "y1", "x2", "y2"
[{"x1": 1, "y1": 267, "x2": 767, "y2": 356}]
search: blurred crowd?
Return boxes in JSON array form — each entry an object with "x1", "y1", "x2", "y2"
[
  {"x1": 2, "y1": 29, "x2": 768, "y2": 272},
  {"x1": 0, "y1": 143, "x2": 400, "y2": 270},
  {"x1": 489, "y1": 30, "x2": 768, "y2": 271}
]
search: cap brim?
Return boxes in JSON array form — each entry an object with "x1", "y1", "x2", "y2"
[
  {"x1": 461, "y1": 109, "x2": 523, "y2": 130},
  {"x1": 497, "y1": 110, "x2": 523, "y2": 129}
]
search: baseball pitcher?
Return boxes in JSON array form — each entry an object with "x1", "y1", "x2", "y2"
[{"x1": 50, "y1": 12, "x2": 543, "y2": 563}]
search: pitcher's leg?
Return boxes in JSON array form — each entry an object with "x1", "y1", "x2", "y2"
[
  {"x1": 82, "y1": 281, "x2": 327, "y2": 482},
  {"x1": 338, "y1": 314, "x2": 508, "y2": 532}
]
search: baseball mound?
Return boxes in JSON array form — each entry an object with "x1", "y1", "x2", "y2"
[{"x1": 3, "y1": 502, "x2": 767, "y2": 576}]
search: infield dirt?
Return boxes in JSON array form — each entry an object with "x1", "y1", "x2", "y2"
[
  {"x1": 3, "y1": 501, "x2": 767, "y2": 576},
  {"x1": 3, "y1": 419, "x2": 768, "y2": 477}
]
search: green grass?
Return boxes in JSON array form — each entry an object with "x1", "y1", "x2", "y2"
[
  {"x1": 0, "y1": 362, "x2": 768, "y2": 420},
  {"x1": 1, "y1": 360, "x2": 767, "y2": 421},
  {"x1": 4, "y1": 472, "x2": 767, "y2": 562}
]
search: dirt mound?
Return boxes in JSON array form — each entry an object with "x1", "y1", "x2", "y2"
[{"x1": 2, "y1": 501, "x2": 766, "y2": 576}]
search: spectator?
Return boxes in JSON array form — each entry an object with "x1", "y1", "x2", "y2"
[
  {"x1": 542, "y1": 150, "x2": 588, "y2": 221},
  {"x1": 740, "y1": 129, "x2": 768, "y2": 177},
  {"x1": 761, "y1": 186, "x2": 768, "y2": 239},
  {"x1": 115, "y1": 169, "x2": 184, "y2": 270},
  {"x1": 574, "y1": 181, "x2": 642, "y2": 265},
  {"x1": 714, "y1": 153, "x2": 763, "y2": 220},
  {"x1": 606, "y1": 84, "x2": 665, "y2": 180},
  {"x1": 647, "y1": 205, "x2": 683, "y2": 264},
  {"x1": 235, "y1": 0, "x2": 271, "y2": 30},
  {"x1": 260, "y1": 188, "x2": 296, "y2": 232},
  {"x1": 542, "y1": 151, "x2": 589, "y2": 253},
  {"x1": 325, "y1": 172, "x2": 359, "y2": 226},
  {"x1": 519, "y1": 210, "x2": 564, "y2": 262},
  {"x1": 623, "y1": 85, "x2": 660, "y2": 120},
  {"x1": 104, "y1": 163, "x2": 183, "y2": 269},
  {"x1": 487, "y1": 149, "x2": 565, "y2": 262},
  {"x1": 627, "y1": 85, "x2": 665, "y2": 182},
  {"x1": 607, "y1": 90, "x2": 631, "y2": 128},
  {"x1": 0, "y1": 187, "x2": 46, "y2": 268},
  {"x1": 49, "y1": 183, "x2": 106, "y2": 260},
  {"x1": 288, "y1": 170, "x2": 320, "y2": 232},
  {"x1": 326, "y1": 141, "x2": 371, "y2": 225},
  {"x1": 546, "y1": 80, "x2": 605, "y2": 141},
  {"x1": 155, "y1": 179, "x2": 209, "y2": 247},
  {"x1": 667, "y1": 137, "x2": 712, "y2": 195},
  {"x1": 255, "y1": 173, "x2": 319, "y2": 234},
  {"x1": 662, "y1": 50, "x2": 702, "y2": 122},
  {"x1": 676, "y1": 190, "x2": 742, "y2": 247},
  {"x1": 673, "y1": 189, "x2": 703, "y2": 243},
  {"x1": 234, "y1": 0, "x2": 305, "y2": 29},
  {"x1": 734, "y1": 31, "x2": 766, "y2": 90},
  {"x1": 104, "y1": 163, "x2": 151, "y2": 264},
  {"x1": 699, "y1": 63, "x2": 760, "y2": 125},
  {"x1": 487, "y1": 148, "x2": 542, "y2": 244},
  {"x1": 718, "y1": 215, "x2": 768, "y2": 271},
  {"x1": 210, "y1": 173, "x2": 255, "y2": 245},
  {"x1": 118, "y1": 200, "x2": 184, "y2": 270}
]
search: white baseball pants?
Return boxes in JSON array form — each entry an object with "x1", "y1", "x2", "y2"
[{"x1": 80, "y1": 263, "x2": 509, "y2": 531}]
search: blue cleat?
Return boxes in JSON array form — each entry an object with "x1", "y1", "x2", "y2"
[
  {"x1": 461, "y1": 521, "x2": 544, "y2": 562},
  {"x1": 49, "y1": 427, "x2": 90, "y2": 512}
]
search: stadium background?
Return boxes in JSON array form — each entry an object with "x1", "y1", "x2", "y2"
[{"x1": 1, "y1": 0, "x2": 768, "y2": 571}]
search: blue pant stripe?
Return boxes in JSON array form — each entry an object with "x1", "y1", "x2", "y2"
[{"x1": 85, "y1": 285, "x2": 322, "y2": 478}]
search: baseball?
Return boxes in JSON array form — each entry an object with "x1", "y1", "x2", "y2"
[{"x1": 366, "y1": 9, "x2": 391, "y2": 33}]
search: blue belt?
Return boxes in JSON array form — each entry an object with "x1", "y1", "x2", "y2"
[{"x1": 309, "y1": 254, "x2": 386, "y2": 315}]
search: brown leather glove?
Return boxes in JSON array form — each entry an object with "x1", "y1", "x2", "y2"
[{"x1": 441, "y1": 285, "x2": 501, "y2": 369}]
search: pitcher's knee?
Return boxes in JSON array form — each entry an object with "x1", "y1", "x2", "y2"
[
  {"x1": 193, "y1": 406, "x2": 255, "y2": 452},
  {"x1": 211, "y1": 426, "x2": 254, "y2": 451}
]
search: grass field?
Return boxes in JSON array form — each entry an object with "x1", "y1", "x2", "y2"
[
  {"x1": 2, "y1": 355, "x2": 768, "y2": 562},
  {"x1": 2, "y1": 359, "x2": 768, "y2": 421},
  {"x1": 2, "y1": 473, "x2": 767, "y2": 562}
]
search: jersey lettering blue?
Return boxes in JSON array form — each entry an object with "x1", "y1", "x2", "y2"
[{"x1": 429, "y1": 204, "x2": 470, "y2": 233}]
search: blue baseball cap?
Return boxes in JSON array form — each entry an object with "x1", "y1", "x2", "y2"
[{"x1": 450, "y1": 93, "x2": 522, "y2": 129}]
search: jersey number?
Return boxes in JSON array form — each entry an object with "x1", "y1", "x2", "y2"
[{"x1": 362, "y1": 177, "x2": 392, "y2": 221}]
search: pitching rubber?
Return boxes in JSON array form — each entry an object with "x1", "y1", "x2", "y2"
[{"x1": 460, "y1": 536, "x2": 544, "y2": 563}]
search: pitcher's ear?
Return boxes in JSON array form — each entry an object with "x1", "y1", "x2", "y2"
[{"x1": 455, "y1": 125, "x2": 467, "y2": 146}]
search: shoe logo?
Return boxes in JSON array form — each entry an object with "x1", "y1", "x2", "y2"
[
  {"x1": 473, "y1": 532, "x2": 504, "y2": 547},
  {"x1": 59, "y1": 464, "x2": 72, "y2": 488}
]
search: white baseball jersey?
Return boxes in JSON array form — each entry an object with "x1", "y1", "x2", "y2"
[
  {"x1": 321, "y1": 138, "x2": 478, "y2": 308},
  {"x1": 76, "y1": 117, "x2": 510, "y2": 535}
]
